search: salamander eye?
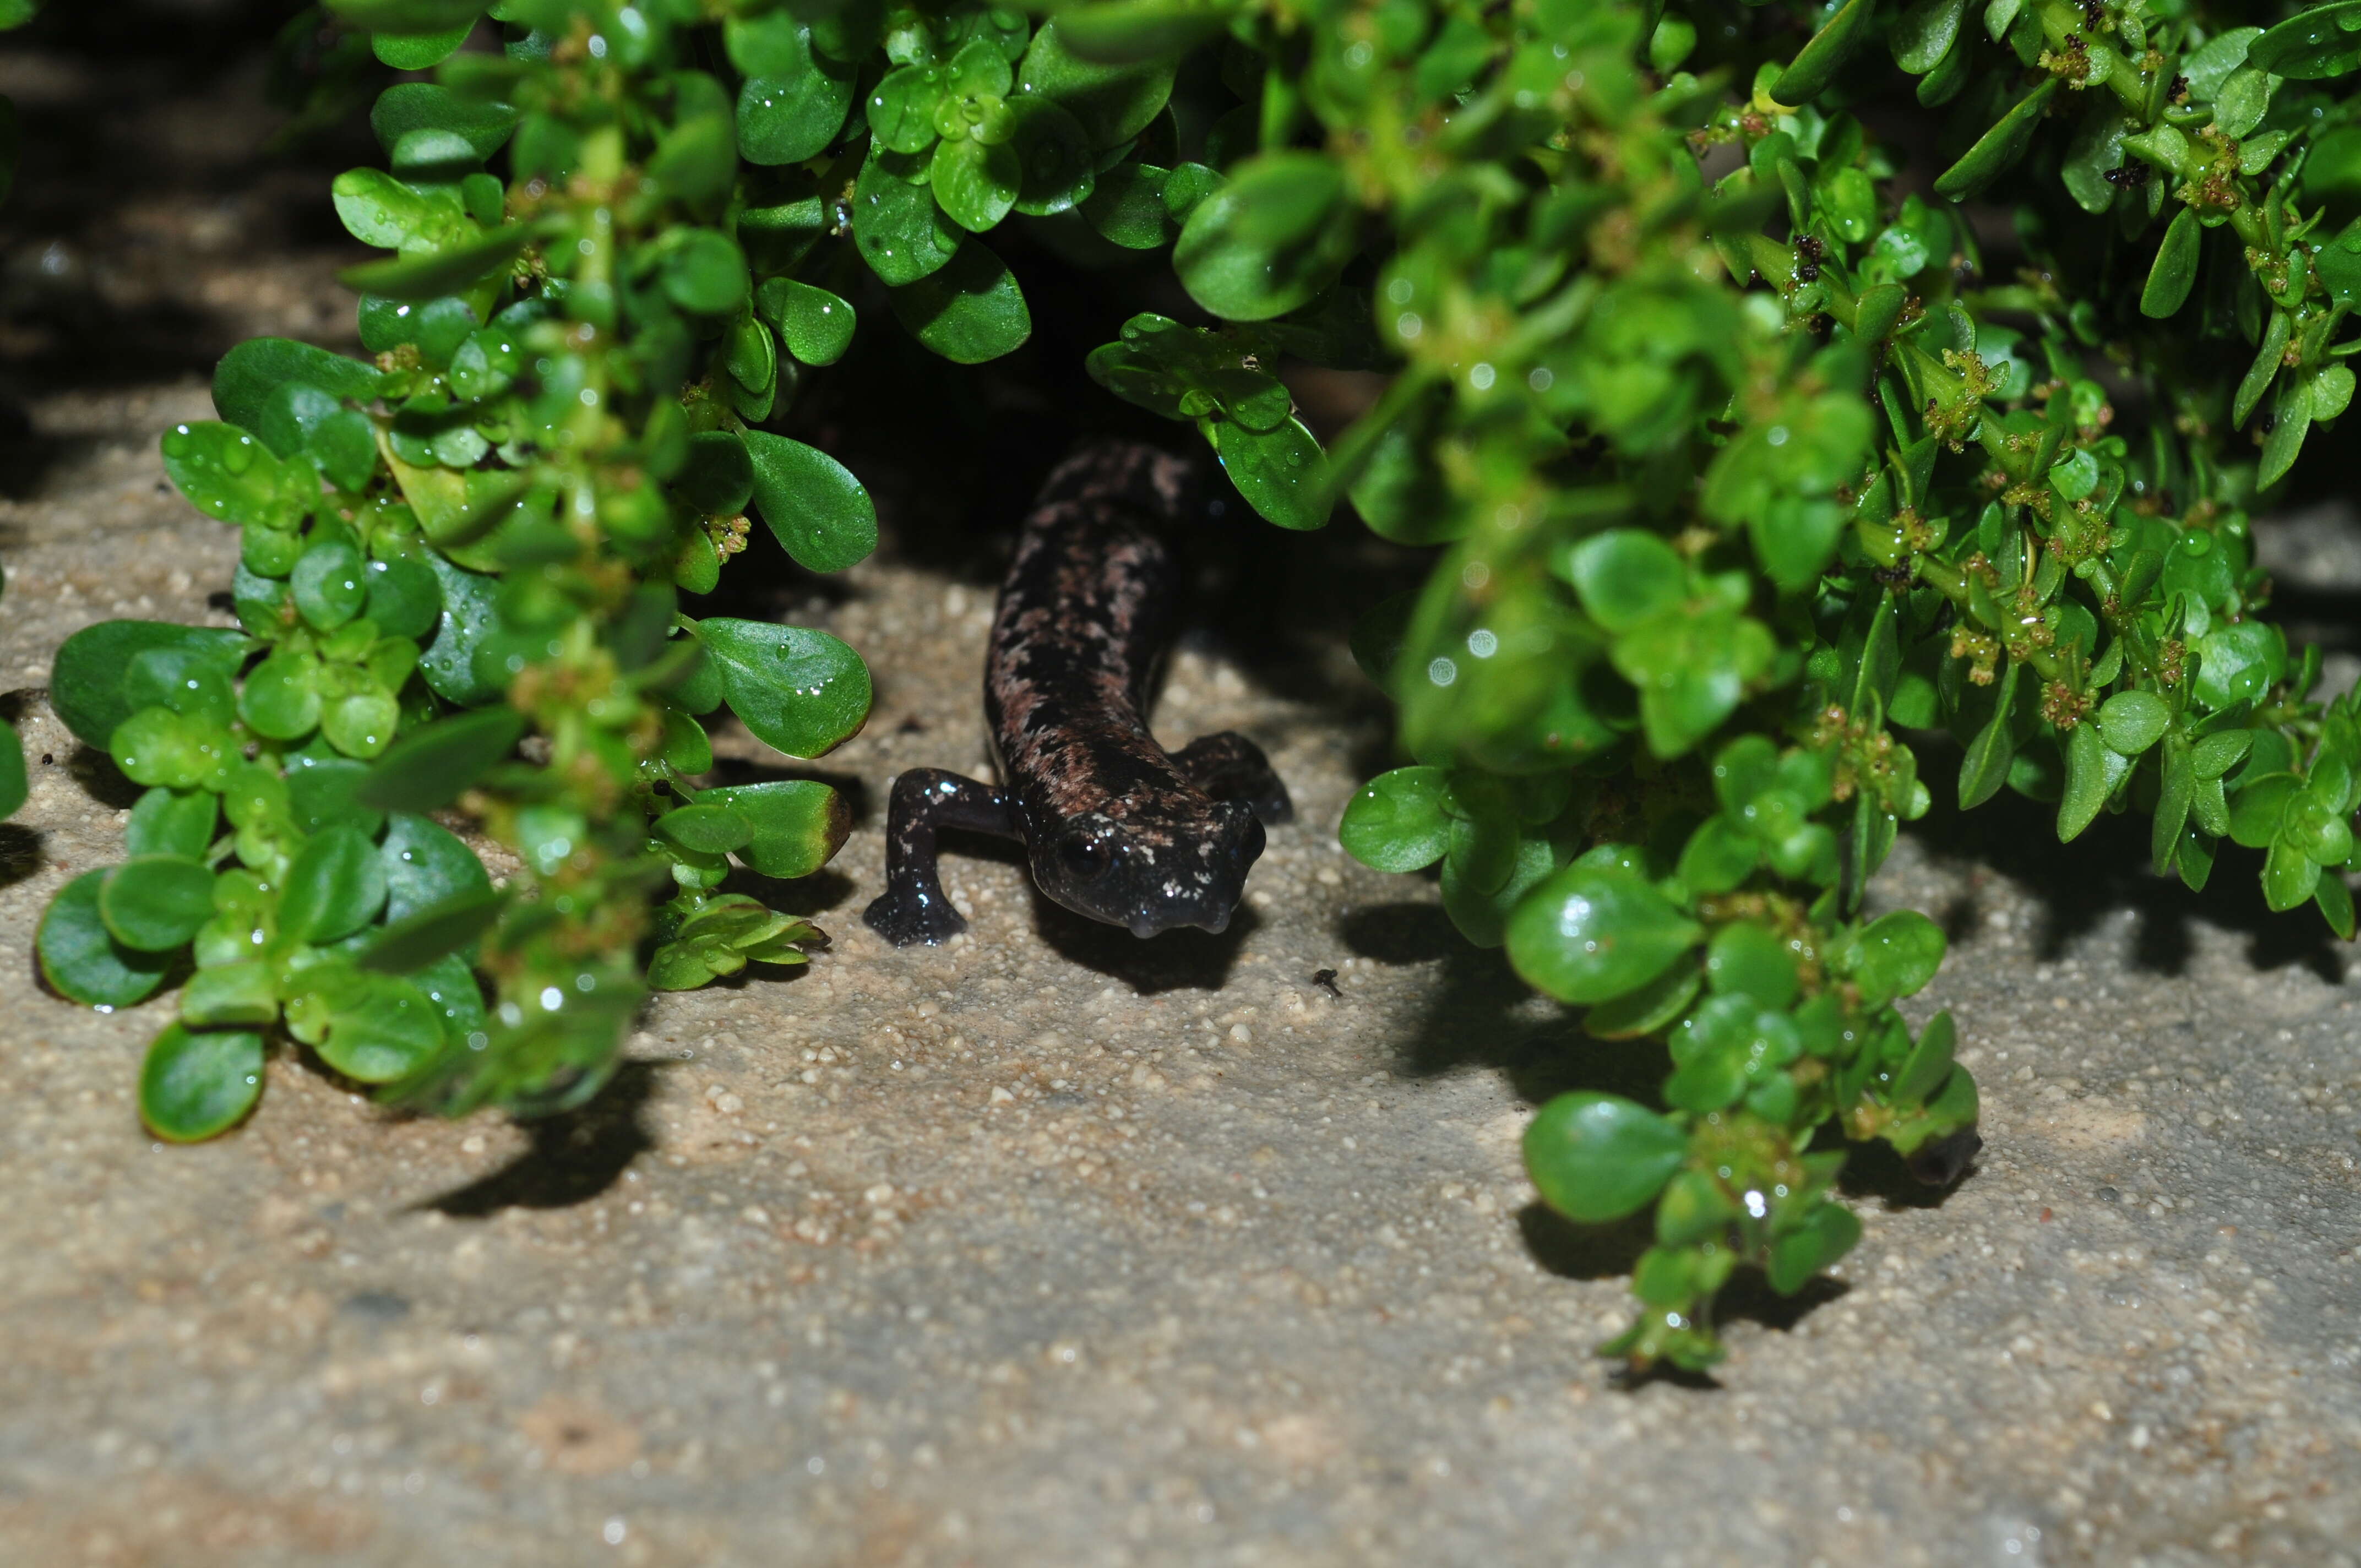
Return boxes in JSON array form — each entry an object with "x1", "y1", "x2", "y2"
[{"x1": 1059, "y1": 836, "x2": 1112, "y2": 879}]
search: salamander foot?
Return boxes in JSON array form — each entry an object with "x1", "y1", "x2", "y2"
[
  {"x1": 865, "y1": 767, "x2": 1018, "y2": 947},
  {"x1": 1174, "y1": 731, "x2": 1293, "y2": 825},
  {"x1": 863, "y1": 887, "x2": 969, "y2": 947}
]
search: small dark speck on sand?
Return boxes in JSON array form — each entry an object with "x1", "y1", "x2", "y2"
[{"x1": 341, "y1": 1291, "x2": 412, "y2": 1322}]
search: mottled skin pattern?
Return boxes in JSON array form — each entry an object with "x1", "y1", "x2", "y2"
[{"x1": 864, "y1": 443, "x2": 1292, "y2": 946}]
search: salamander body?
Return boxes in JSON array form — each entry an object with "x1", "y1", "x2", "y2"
[{"x1": 863, "y1": 442, "x2": 1291, "y2": 946}]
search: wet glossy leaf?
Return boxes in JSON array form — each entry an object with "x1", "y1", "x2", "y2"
[
  {"x1": 1523, "y1": 1093, "x2": 1688, "y2": 1223},
  {"x1": 2153, "y1": 739, "x2": 2195, "y2": 875},
  {"x1": 1004, "y1": 96, "x2": 1097, "y2": 215},
  {"x1": 2183, "y1": 26, "x2": 2261, "y2": 96},
  {"x1": 2236, "y1": 311, "x2": 2293, "y2": 428},
  {"x1": 2057, "y1": 720, "x2": 2109, "y2": 841},
  {"x1": 868, "y1": 63, "x2": 945, "y2": 154},
  {"x1": 2140, "y1": 208, "x2": 2200, "y2": 319},
  {"x1": 1932, "y1": 79, "x2": 2059, "y2": 201},
  {"x1": 126, "y1": 787, "x2": 217, "y2": 861},
  {"x1": 371, "y1": 83, "x2": 516, "y2": 164},
  {"x1": 362, "y1": 557, "x2": 442, "y2": 640},
  {"x1": 321, "y1": 678, "x2": 399, "y2": 764},
  {"x1": 1340, "y1": 766, "x2": 1454, "y2": 872},
  {"x1": 112, "y1": 705, "x2": 232, "y2": 792},
  {"x1": 318, "y1": 975, "x2": 448, "y2": 1082},
  {"x1": 730, "y1": 17, "x2": 855, "y2": 164},
  {"x1": 2195, "y1": 620, "x2": 2286, "y2": 709},
  {"x1": 2191, "y1": 728, "x2": 2255, "y2": 780},
  {"x1": 2264, "y1": 837, "x2": 2324, "y2": 910},
  {"x1": 294, "y1": 774, "x2": 398, "y2": 872},
  {"x1": 697, "y1": 618, "x2": 872, "y2": 758},
  {"x1": 2096, "y1": 689, "x2": 2170, "y2": 755},
  {"x1": 380, "y1": 810, "x2": 492, "y2": 925},
  {"x1": 1506, "y1": 863, "x2": 1703, "y2": 1005},
  {"x1": 2260, "y1": 382, "x2": 2314, "y2": 488},
  {"x1": 99, "y1": 856, "x2": 215, "y2": 952},
  {"x1": 374, "y1": 23, "x2": 472, "y2": 70},
  {"x1": 331, "y1": 167, "x2": 431, "y2": 248},
  {"x1": 1957, "y1": 663, "x2": 2021, "y2": 809},
  {"x1": 213, "y1": 338, "x2": 382, "y2": 434},
  {"x1": 291, "y1": 536, "x2": 368, "y2": 629},
  {"x1": 2249, "y1": 2, "x2": 2361, "y2": 79},
  {"x1": 418, "y1": 556, "x2": 508, "y2": 706},
  {"x1": 1017, "y1": 19, "x2": 1177, "y2": 148},
  {"x1": 138, "y1": 1023, "x2": 265, "y2": 1142},
  {"x1": 1770, "y1": 0, "x2": 1875, "y2": 103},
  {"x1": 280, "y1": 825, "x2": 390, "y2": 944},
  {"x1": 929, "y1": 133, "x2": 1021, "y2": 231},
  {"x1": 160, "y1": 421, "x2": 310, "y2": 530},
  {"x1": 655, "y1": 802, "x2": 754, "y2": 854},
  {"x1": 39, "y1": 869, "x2": 174, "y2": 1008},
  {"x1": 1849, "y1": 908, "x2": 1946, "y2": 1003},
  {"x1": 853, "y1": 144, "x2": 963, "y2": 285},
  {"x1": 1081, "y1": 161, "x2": 1174, "y2": 248},
  {"x1": 755, "y1": 278, "x2": 857, "y2": 368},
  {"x1": 1174, "y1": 152, "x2": 1356, "y2": 322},
  {"x1": 700, "y1": 780, "x2": 852, "y2": 878},
  {"x1": 2215, "y1": 66, "x2": 2276, "y2": 139},
  {"x1": 2318, "y1": 873, "x2": 2358, "y2": 940},
  {"x1": 179, "y1": 961, "x2": 278, "y2": 1028},
  {"x1": 886, "y1": 238, "x2": 1033, "y2": 365},
  {"x1": 742, "y1": 431, "x2": 878, "y2": 573},
  {"x1": 1211, "y1": 415, "x2": 1330, "y2": 530},
  {"x1": 1891, "y1": 0, "x2": 1967, "y2": 74}
]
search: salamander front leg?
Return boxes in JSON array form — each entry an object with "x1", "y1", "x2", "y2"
[
  {"x1": 1173, "y1": 731, "x2": 1293, "y2": 825},
  {"x1": 863, "y1": 769, "x2": 1018, "y2": 946}
]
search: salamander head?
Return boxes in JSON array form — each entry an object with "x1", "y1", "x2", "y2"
[{"x1": 1031, "y1": 801, "x2": 1265, "y2": 938}]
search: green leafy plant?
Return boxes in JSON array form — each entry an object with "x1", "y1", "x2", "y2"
[
  {"x1": 1303, "y1": 0, "x2": 2361, "y2": 1370},
  {"x1": 33, "y1": 0, "x2": 2361, "y2": 1374}
]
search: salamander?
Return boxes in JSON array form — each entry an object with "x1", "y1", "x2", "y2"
[{"x1": 863, "y1": 440, "x2": 1291, "y2": 946}]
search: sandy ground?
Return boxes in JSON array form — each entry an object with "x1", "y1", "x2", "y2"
[{"x1": 2, "y1": 15, "x2": 2359, "y2": 1568}]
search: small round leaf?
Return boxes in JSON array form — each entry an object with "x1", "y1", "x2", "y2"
[
  {"x1": 317, "y1": 975, "x2": 448, "y2": 1082},
  {"x1": 100, "y1": 856, "x2": 216, "y2": 952},
  {"x1": 139, "y1": 1023, "x2": 265, "y2": 1142},
  {"x1": 2095, "y1": 689, "x2": 2170, "y2": 755},
  {"x1": 1506, "y1": 863, "x2": 1704, "y2": 1005},
  {"x1": 1524, "y1": 1093, "x2": 1690, "y2": 1223},
  {"x1": 1339, "y1": 766, "x2": 1454, "y2": 872},
  {"x1": 280, "y1": 824, "x2": 390, "y2": 944},
  {"x1": 885, "y1": 238, "x2": 1033, "y2": 366},
  {"x1": 697, "y1": 618, "x2": 873, "y2": 759},
  {"x1": 38, "y1": 870, "x2": 175, "y2": 1008},
  {"x1": 742, "y1": 432, "x2": 879, "y2": 573},
  {"x1": 699, "y1": 780, "x2": 853, "y2": 878}
]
